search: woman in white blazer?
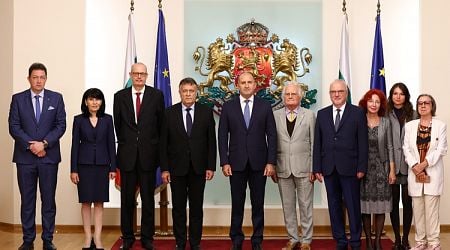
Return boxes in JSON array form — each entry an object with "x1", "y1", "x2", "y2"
[{"x1": 403, "y1": 94, "x2": 447, "y2": 250}]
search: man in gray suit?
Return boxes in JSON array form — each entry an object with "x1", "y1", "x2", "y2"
[{"x1": 273, "y1": 82, "x2": 315, "y2": 250}]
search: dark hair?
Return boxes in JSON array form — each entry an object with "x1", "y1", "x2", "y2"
[
  {"x1": 387, "y1": 82, "x2": 414, "y2": 123},
  {"x1": 28, "y1": 62, "x2": 47, "y2": 77},
  {"x1": 358, "y1": 89, "x2": 387, "y2": 116},
  {"x1": 416, "y1": 94, "x2": 436, "y2": 117},
  {"x1": 81, "y1": 88, "x2": 106, "y2": 117},
  {"x1": 179, "y1": 77, "x2": 198, "y2": 87}
]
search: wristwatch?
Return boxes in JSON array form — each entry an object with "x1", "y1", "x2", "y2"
[{"x1": 43, "y1": 140, "x2": 48, "y2": 148}]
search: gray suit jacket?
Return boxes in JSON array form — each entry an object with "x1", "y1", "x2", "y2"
[
  {"x1": 376, "y1": 116, "x2": 394, "y2": 165},
  {"x1": 387, "y1": 110, "x2": 416, "y2": 175},
  {"x1": 274, "y1": 107, "x2": 315, "y2": 178}
]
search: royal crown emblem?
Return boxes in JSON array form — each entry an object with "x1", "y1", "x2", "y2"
[{"x1": 193, "y1": 19, "x2": 317, "y2": 113}]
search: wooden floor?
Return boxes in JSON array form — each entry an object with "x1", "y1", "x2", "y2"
[{"x1": 1, "y1": 226, "x2": 449, "y2": 249}]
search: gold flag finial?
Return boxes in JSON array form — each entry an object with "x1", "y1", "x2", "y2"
[
  {"x1": 377, "y1": 0, "x2": 381, "y2": 15},
  {"x1": 342, "y1": 0, "x2": 347, "y2": 14},
  {"x1": 158, "y1": 0, "x2": 162, "y2": 9},
  {"x1": 130, "y1": 0, "x2": 134, "y2": 12}
]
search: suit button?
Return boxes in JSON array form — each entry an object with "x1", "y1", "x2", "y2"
[{"x1": 334, "y1": 137, "x2": 337, "y2": 141}]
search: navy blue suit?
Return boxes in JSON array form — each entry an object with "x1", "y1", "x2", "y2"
[
  {"x1": 8, "y1": 89, "x2": 66, "y2": 244},
  {"x1": 313, "y1": 104, "x2": 368, "y2": 249},
  {"x1": 218, "y1": 96, "x2": 277, "y2": 245},
  {"x1": 70, "y1": 114, "x2": 116, "y2": 202}
]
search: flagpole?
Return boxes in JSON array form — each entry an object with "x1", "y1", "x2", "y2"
[{"x1": 155, "y1": 0, "x2": 172, "y2": 237}]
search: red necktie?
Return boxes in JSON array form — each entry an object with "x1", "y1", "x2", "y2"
[{"x1": 136, "y1": 92, "x2": 141, "y2": 120}]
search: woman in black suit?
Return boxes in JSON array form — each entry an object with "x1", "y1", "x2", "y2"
[{"x1": 70, "y1": 88, "x2": 116, "y2": 250}]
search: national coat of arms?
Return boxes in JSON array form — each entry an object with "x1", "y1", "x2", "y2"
[{"x1": 193, "y1": 19, "x2": 317, "y2": 113}]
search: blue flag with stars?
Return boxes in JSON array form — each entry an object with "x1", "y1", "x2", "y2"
[
  {"x1": 370, "y1": 14, "x2": 386, "y2": 95},
  {"x1": 154, "y1": 9, "x2": 172, "y2": 108}
]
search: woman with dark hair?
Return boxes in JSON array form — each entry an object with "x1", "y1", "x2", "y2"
[
  {"x1": 387, "y1": 83, "x2": 416, "y2": 249},
  {"x1": 70, "y1": 88, "x2": 116, "y2": 250},
  {"x1": 403, "y1": 94, "x2": 447, "y2": 250},
  {"x1": 359, "y1": 89, "x2": 395, "y2": 250}
]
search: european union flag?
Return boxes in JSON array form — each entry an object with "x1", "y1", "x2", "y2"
[
  {"x1": 154, "y1": 9, "x2": 172, "y2": 108},
  {"x1": 370, "y1": 14, "x2": 386, "y2": 95},
  {"x1": 154, "y1": 9, "x2": 171, "y2": 190}
]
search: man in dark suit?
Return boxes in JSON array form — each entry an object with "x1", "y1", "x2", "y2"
[
  {"x1": 9, "y1": 62, "x2": 66, "y2": 250},
  {"x1": 160, "y1": 77, "x2": 216, "y2": 250},
  {"x1": 313, "y1": 79, "x2": 368, "y2": 250},
  {"x1": 113, "y1": 62, "x2": 165, "y2": 250},
  {"x1": 218, "y1": 72, "x2": 277, "y2": 250}
]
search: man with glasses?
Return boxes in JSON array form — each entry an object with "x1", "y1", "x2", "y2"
[
  {"x1": 313, "y1": 79, "x2": 368, "y2": 250},
  {"x1": 9, "y1": 62, "x2": 66, "y2": 250},
  {"x1": 113, "y1": 62, "x2": 165, "y2": 250}
]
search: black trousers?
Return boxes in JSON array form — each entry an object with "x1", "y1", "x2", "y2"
[
  {"x1": 170, "y1": 163, "x2": 206, "y2": 248},
  {"x1": 120, "y1": 158, "x2": 156, "y2": 244}
]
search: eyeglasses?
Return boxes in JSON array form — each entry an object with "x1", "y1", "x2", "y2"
[
  {"x1": 417, "y1": 101, "x2": 431, "y2": 106},
  {"x1": 131, "y1": 72, "x2": 148, "y2": 77},
  {"x1": 329, "y1": 90, "x2": 345, "y2": 95}
]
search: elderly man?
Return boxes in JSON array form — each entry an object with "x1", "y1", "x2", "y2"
[
  {"x1": 273, "y1": 82, "x2": 315, "y2": 250},
  {"x1": 313, "y1": 79, "x2": 368, "y2": 250}
]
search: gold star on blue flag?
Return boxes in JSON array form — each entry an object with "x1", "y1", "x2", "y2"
[
  {"x1": 154, "y1": 9, "x2": 172, "y2": 108},
  {"x1": 370, "y1": 14, "x2": 386, "y2": 94}
]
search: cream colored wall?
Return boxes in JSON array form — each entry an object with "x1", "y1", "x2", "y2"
[
  {"x1": 0, "y1": 0, "x2": 14, "y2": 224},
  {"x1": 420, "y1": 0, "x2": 450, "y2": 223},
  {"x1": 1, "y1": 0, "x2": 450, "y2": 227}
]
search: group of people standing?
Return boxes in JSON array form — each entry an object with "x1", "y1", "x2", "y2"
[{"x1": 8, "y1": 62, "x2": 447, "y2": 250}]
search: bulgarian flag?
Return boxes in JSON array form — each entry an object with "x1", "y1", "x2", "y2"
[
  {"x1": 115, "y1": 12, "x2": 137, "y2": 190},
  {"x1": 338, "y1": 12, "x2": 352, "y2": 104},
  {"x1": 123, "y1": 12, "x2": 137, "y2": 88}
]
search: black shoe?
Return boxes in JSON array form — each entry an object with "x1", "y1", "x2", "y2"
[
  {"x1": 231, "y1": 243, "x2": 242, "y2": 250},
  {"x1": 190, "y1": 245, "x2": 201, "y2": 250},
  {"x1": 252, "y1": 243, "x2": 262, "y2": 250},
  {"x1": 141, "y1": 240, "x2": 154, "y2": 250},
  {"x1": 18, "y1": 242, "x2": 34, "y2": 250},
  {"x1": 121, "y1": 240, "x2": 135, "y2": 250},
  {"x1": 175, "y1": 245, "x2": 185, "y2": 250},
  {"x1": 43, "y1": 241, "x2": 57, "y2": 250}
]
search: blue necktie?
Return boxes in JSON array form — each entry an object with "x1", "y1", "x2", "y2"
[
  {"x1": 35, "y1": 95, "x2": 41, "y2": 122},
  {"x1": 244, "y1": 100, "x2": 250, "y2": 128},
  {"x1": 186, "y1": 107, "x2": 192, "y2": 136}
]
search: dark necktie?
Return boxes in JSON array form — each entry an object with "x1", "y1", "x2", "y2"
[
  {"x1": 186, "y1": 107, "x2": 192, "y2": 136},
  {"x1": 244, "y1": 100, "x2": 250, "y2": 128},
  {"x1": 335, "y1": 108, "x2": 341, "y2": 131},
  {"x1": 35, "y1": 95, "x2": 41, "y2": 122},
  {"x1": 136, "y1": 92, "x2": 141, "y2": 120}
]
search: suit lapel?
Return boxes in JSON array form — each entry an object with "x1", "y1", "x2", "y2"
[
  {"x1": 175, "y1": 103, "x2": 189, "y2": 138},
  {"x1": 277, "y1": 110, "x2": 289, "y2": 138},
  {"x1": 123, "y1": 88, "x2": 136, "y2": 125},
  {"x1": 291, "y1": 108, "x2": 305, "y2": 138},
  {"x1": 233, "y1": 98, "x2": 247, "y2": 130},
  {"x1": 336, "y1": 105, "x2": 351, "y2": 131}
]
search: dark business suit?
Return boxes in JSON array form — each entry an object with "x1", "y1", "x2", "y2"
[
  {"x1": 160, "y1": 102, "x2": 216, "y2": 248},
  {"x1": 70, "y1": 114, "x2": 116, "y2": 202},
  {"x1": 113, "y1": 85, "x2": 165, "y2": 245},
  {"x1": 8, "y1": 89, "x2": 66, "y2": 244},
  {"x1": 313, "y1": 104, "x2": 368, "y2": 249},
  {"x1": 218, "y1": 96, "x2": 277, "y2": 245}
]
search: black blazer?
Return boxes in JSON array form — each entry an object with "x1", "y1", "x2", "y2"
[
  {"x1": 160, "y1": 102, "x2": 216, "y2": 176},
  {"x1": 218, "y1": 96, "x2": 277, "y2": 171},
  {"x1": 70, "y1": 114, "x2": 117, "y2": 173},
  {"x1": 113, "y1": 86, "x2": 165, "y2": 171}
]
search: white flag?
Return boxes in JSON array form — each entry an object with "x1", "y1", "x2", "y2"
[
  {"x1": 339, "y1": 13, "x2": 352, "y2": 103},
  {"x1": 123, "y1": 13, "x2": 137, "y2": 88}
]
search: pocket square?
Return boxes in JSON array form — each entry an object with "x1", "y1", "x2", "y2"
[{"x1": 48, "y1": 106, "x2": 55, "y2": 110}]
